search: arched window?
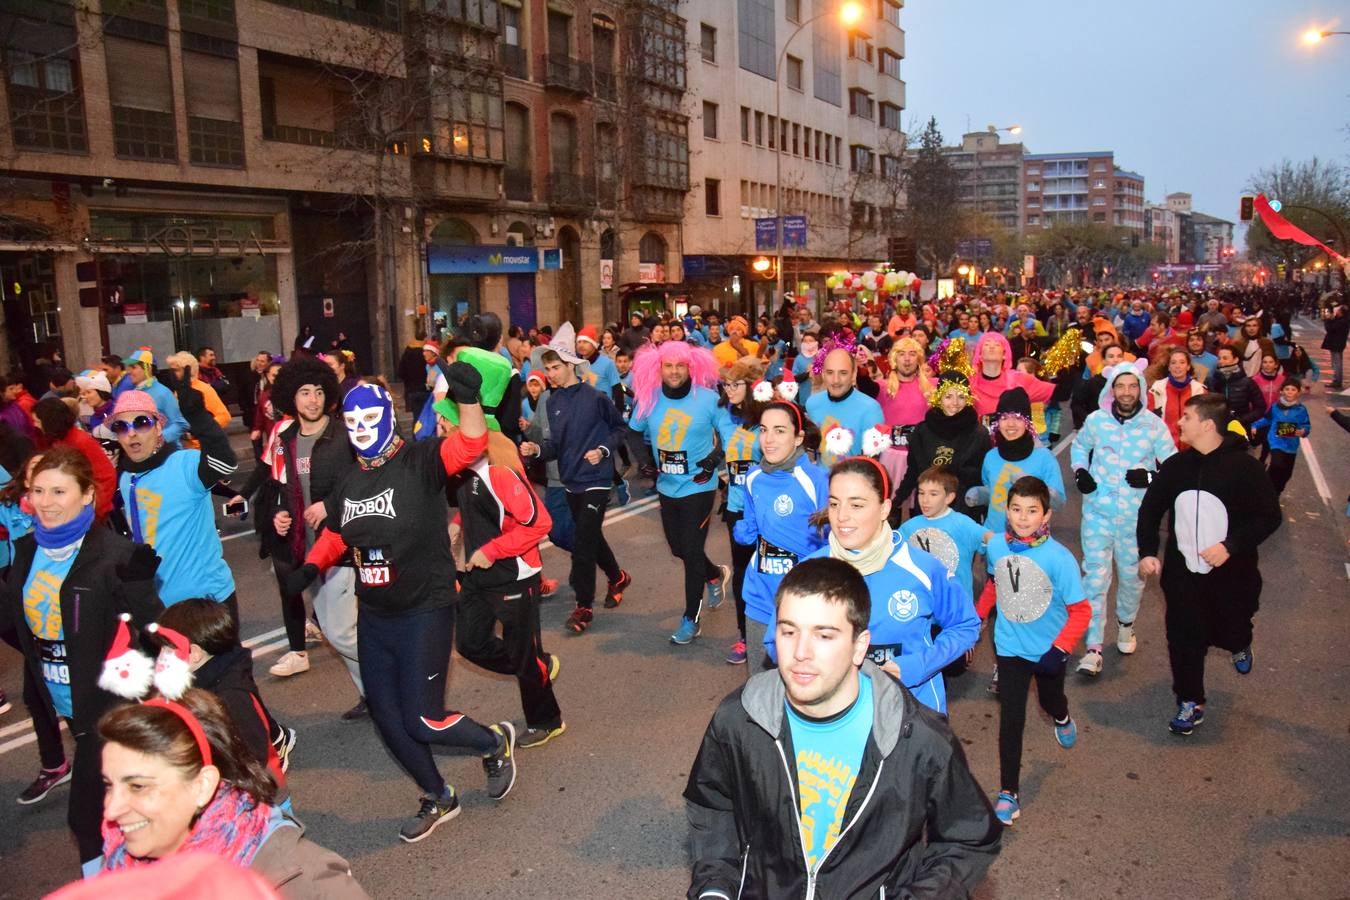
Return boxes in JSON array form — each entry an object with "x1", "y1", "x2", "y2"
[
  {"x1": 639, "y1": 231, "x2": 667, "y2": 266},
  {"x1": 430, "y1": 218, "x2": 477, "y2": 245},
  {"x1": 599, "y1": 228, "x2": 617, "y2": 261}
]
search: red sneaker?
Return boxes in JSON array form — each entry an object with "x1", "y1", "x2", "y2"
[
  {"x1": 565, "y1": 606, "x2": 594, "y2": 633},
  {"x1": 604, "y1": 570, "x2": 633, "y2": 608}
]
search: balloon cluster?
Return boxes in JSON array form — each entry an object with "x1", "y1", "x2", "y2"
[
  {"x1": 826, "y1": 269, "x2": 920, "y2": 293},
  {"x1": 1041, "y1": 327, "x2": 1084, "y2": 377}
]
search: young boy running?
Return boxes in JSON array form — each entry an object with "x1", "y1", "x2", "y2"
[
  {"x1": 976, "y1": 476, "x2": 1089, "y2": 826},
  {"x1": 899, "y1": 466, "x2": 991, "y2": 600}
]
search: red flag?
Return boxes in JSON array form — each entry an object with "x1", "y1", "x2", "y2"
[{"x1": 1254, "y1": 194, "x2": 1344, "y2": 261}]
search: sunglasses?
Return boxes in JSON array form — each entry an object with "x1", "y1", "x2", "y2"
[{"x1": 109, "y1": 415, "x2": 158, "y2": 435}]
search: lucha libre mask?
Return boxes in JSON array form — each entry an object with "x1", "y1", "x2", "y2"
[{"x1": 342, "y1": 383, "x2": 397, "y2": 458}]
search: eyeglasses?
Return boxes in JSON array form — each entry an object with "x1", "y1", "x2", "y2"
[
  {"x1": 722, "y1": 380, "x2": 747, "y2": 389},
  {"x1": 109, "y1": 415, "x2": 158, "y2": 435}
]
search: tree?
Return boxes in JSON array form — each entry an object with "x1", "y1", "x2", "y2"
[
  {"x1": 1244, "y1": 157, "x2": 1350, "y2": 274},
  {"x1": 901, "y1": 117, "x2": 962, "y2": 278},
  {"x1": 1028, "y1": 223, "x2": 1161, "y2": 287}
]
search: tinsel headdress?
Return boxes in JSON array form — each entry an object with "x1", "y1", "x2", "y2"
[
  {"x1": 926, "y1": 338, "x2": 974, "y2": 410},
  {"x1": 810, "y1": 333, "x2": 857, "y2": 377}
]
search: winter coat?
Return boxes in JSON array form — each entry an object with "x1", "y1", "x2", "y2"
[
  {"x1": 250, "y1": 808, "x2": 370, "y2": 899},
  {"x1": 684, "y1": 662, "x2": 1000, "y2": 900},
  {"x1": 1203, "y1": 368, "x2": 1267, "y2": 429},
  {"x1": 892, "y1": 406, "x2": 989, "y2": 517}
]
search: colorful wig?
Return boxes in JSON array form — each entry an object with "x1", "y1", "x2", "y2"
[
  {"x1": 631, "y1": 340, "x2": 720, "y2": 419},
  {"x1": 885, "y1": 337, "x2": 934, "y2": 397},
  {"x1": 810, "y1": 333, "x2": 858, "y2": 377}
]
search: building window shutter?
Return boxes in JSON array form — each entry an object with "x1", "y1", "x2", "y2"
[
  {"x1": 183, "y1": 51, "x2": 240, "y2": 121},
  {"x1": 104, "y1": 36, "x2": 173, "y2": 111}
]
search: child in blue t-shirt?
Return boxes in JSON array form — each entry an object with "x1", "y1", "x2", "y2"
[
  {"x1": 969, "y1": 388, "x2": 1064, "y2": 536},
  {"x1": 899, "y1": 466, "x2": 990, "y2": 598},
  {"x1": 975, "y1": 475, "x2": 1089, "y2": 827},
  {"x1": 1250, "y1": 378, "x2": 1311, "y2": 496}
]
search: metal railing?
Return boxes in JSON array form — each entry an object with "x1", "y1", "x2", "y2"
[
  {"x1": 548, "y1": 170, "x2": 595, "y2": 208},
  {"x1": 544, "y1": 54, "x2": 592, "y2": 93},
  {"x1": 503, "y1": 167, "x2": 533, "y2": 201}
]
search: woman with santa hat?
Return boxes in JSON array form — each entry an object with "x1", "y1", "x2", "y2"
[{"x1": 2, "y1": 445, "x2": 162, "y2": 875}]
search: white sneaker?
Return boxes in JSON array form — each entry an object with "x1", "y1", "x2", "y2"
[
  {"x1": 1116, "y1": 623, "x2": 1137, "y2": 655},
  {"x1": 269, "y1": 651, "x2": 310, "y2": 677},
  {"x1": 1076, "y1": 649, "x2": 1103, "y2": 677},
  {"x1": 304, "y1": 620, "x2": 325, "y2": 645}
]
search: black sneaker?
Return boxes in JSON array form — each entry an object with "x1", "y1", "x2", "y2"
[
  {"x1": 18, "y1": 762, "x2": 72, "y2": 806},
  {"x1": 341, "y1": 698, "x2": 369, "y2": 722},
  {"x1": 398, "y1": 790, "x2": 460, "y2": 843},
  {"x1": 483, "y1": 722, "x2": 517, "y2": 800},
  {"x1": 273, "y1": 726, "x2": 298, "y2": 773},
  {"x1": 518, "y1": 722, "x2": 566, "y2": 749},
  {"x1": 604, "y1": 570, "x2": 633, "y2": 608}
]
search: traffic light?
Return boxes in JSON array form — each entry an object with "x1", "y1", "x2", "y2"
[{"x1": 1239, "y1": 195, "x2": 1254, "y2": 222}]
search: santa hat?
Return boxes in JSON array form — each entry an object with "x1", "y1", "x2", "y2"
[
  {"x1": 822, "y1": 424, "x2": 855, "y2": 458},
  {"x1": 98, "y1": 614, "x2": 154, "y2": 699},
  {"x1": 860, "y1": 426, "x2": 890, "y2": 457},
  {"x1": 423, "y1": 340, "x2": 441, "y2": 355},
  {"x1": 751, "y1": 378, "x2": 775, "y2": 403},
  {"x1": 776, "y1": 379, "x2": 799, "y2": 402},
  {"x1": 146, "y1": 623, "x2": 194, "y2": 700},
  {"x1": 575, "y1": 326, "x2": 600, "y2": 347}
]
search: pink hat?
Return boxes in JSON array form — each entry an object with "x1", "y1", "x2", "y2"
[{"x1": 110, "y1": 389, "x2": 166, "y2": 424}]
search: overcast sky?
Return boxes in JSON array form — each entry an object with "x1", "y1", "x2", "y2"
[{"x1": 901, "y1": 0, "x2": 1349, "y2": 226}]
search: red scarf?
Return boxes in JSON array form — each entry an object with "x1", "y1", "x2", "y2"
[{"x1": 101, "y1": 784, "x2": 271, "y2": 871}]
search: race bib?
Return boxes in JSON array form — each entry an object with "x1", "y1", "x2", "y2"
[
  {"x1": 728, "y1": 460, "x2": 752, "y2": 486},
  {"x1": 1275, "y1": 422, "x2": 1297, "y2": 438},
  {"x1": 355, "y1": 546, "x2": 397, "y2": 587},
  {"x1": 658, "y1": 449, "x2": 688, "y2": 475},
  {"x1": 38, "y1": 638, "x2": 69, "y2": 688},
  {"x1": 890, "y1": 424, "x2": 915, "y2": 448},
  {"x1": 756, "y1": 537, "x2": 799, "y2": 575},
  {"x1": 865, "y1": 643, "x2": 902, "y2": 667}
]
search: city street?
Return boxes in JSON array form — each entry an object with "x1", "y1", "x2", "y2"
[{"x1": 1, "y1": 328, "x2": 1348, "y2": 899}]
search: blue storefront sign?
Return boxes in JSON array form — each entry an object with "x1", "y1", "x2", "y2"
[
  {"x1": 755, "y1": 217, "x2": 779, "y2": 250},
  {"x1": 428, "y1": 245, "x2": 539, "y2": 274},
  {"x1": 541, "y1": 248, "x2": 562, "y2": 270},
  {"x1": 783, "y1": 215, "x2": 807, "y2": 249}
]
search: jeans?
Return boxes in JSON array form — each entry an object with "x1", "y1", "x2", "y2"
[
  {"x1": 358, "y1": 604, "x2": 499, "y2": 796},
  {"x1": 566, "y1": 488, "x2": 621, "y2": 608},
  {"x1": 658, "y1": 490, "x2": 719, "y2": 621},
  {"x1": 1330, "y1": 349, "x2": 1344, "y2": 386},
  {"x1": 544, "y1": 485, "x2": 576, "y2": 553},
  {"x1": 457, "y1": 577, "x2": 561, "y2": 730},
  {"x1": 996, "y1": 654, "x2": 1069, "y2": 794},
  {"x1": 310, "y1": 567, "x2": 362, "y2": 695}
]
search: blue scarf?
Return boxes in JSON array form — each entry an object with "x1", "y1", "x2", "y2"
[
  {"x1": 1167, "y1": 374, "x2": 1192, "y2": 389},
  {"x1": 34, "y1": 503, "x2": 94, "y2": 550}
]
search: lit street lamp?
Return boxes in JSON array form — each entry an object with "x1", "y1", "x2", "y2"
[
  {"x1": 774, "y1": 1, "x2": 863, "y2": 315},
  {"x1": 987, "y1": 123, "x2": 1023, "y2": 135},
  {"x1": 1303, "y1": 28, "x2": 1350, "y2": 44}
]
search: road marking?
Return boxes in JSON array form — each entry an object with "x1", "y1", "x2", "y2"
[
  {"x1": 1052, "y1": 430, "x2": 1076, "y2": 457},
  {"x1": 539, "y1": 493, "x2": 659, "y2": 552},
  {"x1": 243, "y1": 626, "x2": 287, "y2": 648},
  {"x1": 1300, "y1": 439, "x2": 1334, "y2": 507},
  {"x1": 222, "y1": 530, "x2": 255, "y2": 542},
  {"x1": 0, "y1": 721, "x2": 65, "y2": 755}
]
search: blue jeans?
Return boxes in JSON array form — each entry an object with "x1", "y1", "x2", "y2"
[{"x1": 544, "y1": 485, "x2": 576, "y2": 552}]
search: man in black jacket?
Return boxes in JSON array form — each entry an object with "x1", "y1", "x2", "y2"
[
  {"x1": 1323, "y1": 299, "x2": 1348, "y2": 390},
  {"x1": 1203, "y1": 344, "x2": 1267, "y2": 432},
  {"x1": 684, "y1": 558, "x2": 1000, "y2": 899}
]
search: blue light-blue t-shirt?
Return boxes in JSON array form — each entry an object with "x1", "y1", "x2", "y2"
[
  {"x1": 985, "y1": 534, "x2": 1086, "y2": 662},
  {"x1": 791, "y1": 354, "x2": 816, "y2": 404},
  {"x1": 899, "y1": 508, "x2": 988, "y2": 597},
  {"x1": 712, "y1": 406, "x2": 761, "y2": 514},
  {"x1": 805, "y1": 388, "x2": 885, "y2": 467},
  {"x1": 733, "y1": 459, "x2": 830, "y2": 631},
  {"x1": 582, "y1": 353, "x2": 620, "y2": 396},
  {"x1": 786, "y1": 672, "x2": 873, "y2": 871},
  {"x1": 628, "y1": 386, "x2": 721, "y2": 498},
  {"x1": 23, "y1": 547, "x2": 78, "y2": 718},
  {"x1": 980, "y1": 445, "x2": 1065, "y2": 537},
  {"x1": 120, "y1": 451, "x2": 234, "y2": 605}
]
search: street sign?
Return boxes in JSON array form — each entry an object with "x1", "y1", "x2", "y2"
[
  {"x1": 542, "y1": 248, "x2": 563, "y2": 270},
  {"x1": 322, "y1": 297, "x2": 334, "y2": 318},
  {"x1": 783, "y1": 215, "x2": 807, "y2": 249}
]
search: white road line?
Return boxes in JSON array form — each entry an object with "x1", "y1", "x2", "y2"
[
  {"x1": 0, "y1": 721, "x2": 64, "y2": 756},
  {"x1": 1052, "y1": 431, "x2": 1076, "y2": 457},
  {"x1": 221, "y1": 530, "x2": 255, "y2": 542},
  {"x1": 539, "y1": 494, "x2": 659, "y2": 552},
  {"x1": 1300, "y1": 439, "x2": 1334, "y2": 506},
  {"x1": 243, "y1": 626, "x2": 287, "y2": 648},
  {"x1": 0, "y1": 718, "x2": 41, "y2": 739}
]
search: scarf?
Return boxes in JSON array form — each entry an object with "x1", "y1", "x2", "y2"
[
  {"x1": 662, "y1": 379, "x2": 692, "y2": 401},
  {"x1": 101, "y1": 784, "x2": 272, "y2": 872},
  {"x1": 829, "y1": 521, "x2": 894, "y2": 576},
  {"x1": 1216, "y1": 363, "x2": 1241, "y2": 377},
  {"x1": 357, "y1": 433, "x2": 404, "y2": 470},
  {"x1": 995, "y1": 429, "x2": 1034, "y2": 462},
  {"x1": 925, "y1": 404, "x2": 978, "y2": 440},
  {"x1": 757, "y1": 445, "x2": 805, "y2": 476},
  {"x1": 34, "y1": 502, "x2": 94, "y2": 552},
  {"x1": 1166, "y1": 374, "x2": 1191, "y2": 389},
  {"x1": 1006, "y1": 522, "x2": 1051, "y2": 552}
]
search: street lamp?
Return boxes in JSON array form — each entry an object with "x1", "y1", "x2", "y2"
[
  {"x1": 986, "y1": 124, "x2": 1023, "y2": 135},
  {"x1": 773, "y1": 1, "x2": 864, "y2": 316},
  {"x1": 1303, "y1": 28, "x2": 1350, "y2": 44}
]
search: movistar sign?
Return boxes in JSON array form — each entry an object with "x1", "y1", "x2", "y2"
[{"x1": 428, "y1": 245, "x2": 540, "y2": 274}]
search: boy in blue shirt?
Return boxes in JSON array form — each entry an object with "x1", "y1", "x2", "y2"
[
  {"x1": 1250, "y1": 377, "x2": 1311, "y2": 496},
  {"x1": 899, "y1": 466, "x2": 990, "y2": 600},
  {"x1": 976, "y1": 475, "x2": 1089, "y2": 826}
]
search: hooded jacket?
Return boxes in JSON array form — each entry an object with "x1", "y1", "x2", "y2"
[
  {"x1": 1071, "y1": 365, "x2": 1176, "y2": 509},
  {"x1": 1136, "y1": 432, "x2": 1281, "y2": 577},
  {"x1": 969, "y1": 332, "x2": 1055, "y2": 418},
  {"x1": 684, "y1": 662, "x2": 1000, "y2": 900},
  {"x1": 193, "y1": 645, "x2": 285, "y2": 785}
]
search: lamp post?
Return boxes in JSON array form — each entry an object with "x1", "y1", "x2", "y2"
[
  {"x1": 986, "y1": 124, "x2": 1022, "y2": 135},
  {"x1": 773, "y1": 1, "x2": 863, "y2": 319},
  {"x1": 1303, "y1": 28, "x2": 1350, "y2": 44}
]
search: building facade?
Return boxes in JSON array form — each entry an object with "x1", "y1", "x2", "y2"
[
  {"x1": 0, "y1": 0, "x2": 687, "y2": 378},
  {"x1": 943, "y1": 129, "x2": 1024, "y2": 232},
  {"x1": 1022, "y1": 150, "x2": 1144, "y2": 235},
  {"x1": 679, "y1": 0, "x2": 904, "y2": 323}
]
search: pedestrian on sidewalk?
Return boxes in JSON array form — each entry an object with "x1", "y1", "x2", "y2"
[{"x1": 1322, "y1": 299, "x2": 1348, "y2": 390}]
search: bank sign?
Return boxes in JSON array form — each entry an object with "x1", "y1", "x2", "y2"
[{"x1": 428, "y1": 245, "x2": 540, "y2": 274}]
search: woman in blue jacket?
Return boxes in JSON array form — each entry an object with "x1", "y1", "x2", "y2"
[
  {"x1": 712, "y1": 359, "x2": 764, "y2": 665},
  {"x1": 732, "y1": 401, "x2": 826, "y2": 665},
  {"x1": 806, "y1": 457, "x2": 979, "y2": 715}
]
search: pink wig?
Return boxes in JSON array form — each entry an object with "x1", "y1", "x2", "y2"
[{"x1": 632, "y1": 340, "x2": 720, "y2": 419}]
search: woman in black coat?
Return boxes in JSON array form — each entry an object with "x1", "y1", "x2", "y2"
[
  {"x1": 4, "y1": 446, "x2": 162, "y2": 873},
  {"x1": 889, "y1": 372, "x2": 990, "y2": 524}
]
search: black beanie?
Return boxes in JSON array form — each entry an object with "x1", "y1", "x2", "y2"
[{"x1": 995, "y1": 387, "x2": 1031, "y2": 419}]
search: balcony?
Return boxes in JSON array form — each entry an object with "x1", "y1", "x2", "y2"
[
  {"x1": 548, "y1": 171, "x2": 596, "y2": 210},
  {"x1": 503, "y1": 166, "x2": 533, "y2": 201},
  {"x1": 501, "y1": 43, "x2": 528, "y2": 79},
  {"x1": 544, "y1": 55, "x2": 592, "y2": 95}
]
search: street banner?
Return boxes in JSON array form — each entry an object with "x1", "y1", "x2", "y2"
[
  {"x1": 755, "y1": 217, "x2": 779, "y2": 250},
  {"x1": 783, "y1": 215, "x2": 808, "y2": 249}
]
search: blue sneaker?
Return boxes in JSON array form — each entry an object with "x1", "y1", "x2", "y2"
[
  {"x1": 1053, "y1": 716, "x2": 1077, "y2": 749},
  {"x1": 614, "y1": 478, "x2": 630, "y2": 507},
  {"x1": 1168, "y1": 701, "x2": 1206, "y2": 736},
  {"x1": 706, "y1": 564, "x2": 731, "y2": 610},
  {"x1": 670, "y1": 617, "x2": 701, "y2": 645},
  {"x1": 993, "y1": 791, "x2": 1020, "y2": 825},
  {"x1": 1232, "y1": 647, "x2": 1252, "y2": 675}
]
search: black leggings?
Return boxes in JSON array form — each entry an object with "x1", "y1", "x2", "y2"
[
  {"x1": 659, "y1": 491, "x2": 719, "y2": 621},
  {"x1": 457, "y1": 578, "x2": 561, "y2": 731},
  {"x1": 1267, "y1": 450, "x2": 1296, "y2": 495},
  {"x1": 566, "y1": 489, "x2": 621, "y2": 609},
  {"x1": 996, "y1": 654, "x2": 1069, "y2": 794},
  {"x1": 724, "y1": 511, "x2": 753, "y2": 640},
  {"x1": 358, "y1": 604, "x2": 499, "y2": 797},
  {"x1": 272, "y1": 562, "x2": 308, "y2": 653}
]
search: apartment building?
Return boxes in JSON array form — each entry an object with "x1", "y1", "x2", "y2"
[
  {"x1": 1145, "y1": 202, "x2": 1180, "y2": 263},
  {"x1": 1022, "y1": 150, "x2": 1144, "y2": 235},
  {"x1": 0, "y1": 0, "x2": 687, "y2": 377},
  {"x1": 943, "y1": 129, "x2": 1025, "y2": 232},
  {"x1": 1159, "y1": 192, "x2": 1234, "y2": 265},
  {"x1": 680, "y1": 0, "x2": 904, "y2": 320}
]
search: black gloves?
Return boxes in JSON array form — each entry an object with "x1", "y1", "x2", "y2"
[
  {"x1": 1074, "y1": 469, "x2": 1097, "y2": 494},
  {"x1": 1032, "y1": 646, "x2": 1069, "y2": 676},
  {"x1": 116, "y1": 544, "x2": 161, "y2": 583},
  {"x1": 446, "y1": 360, "x2": 482, "y2": 405},
  {"x1": 692, "y1": 453, "x2": 720, "y2": 485},
  {"x1": 1125, "y1": 468, "x2": 1154, "y2": 489},
  {"x1": 280, "y1": 562, "x2": 319, "y2": 597}
]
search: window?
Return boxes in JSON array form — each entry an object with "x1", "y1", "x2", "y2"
[
  {"x1": 879, "y1": 102, "x2": 902, "y2": 131},
  {"x1": 705, "y1": 177, "x2": 721, "y2": 216},
  {"x1": 848, "y1": 88, "x2": 873, "y2": 119},
  {"x1": 785, "y1": 54, "x2": 803, "y2": 91},
  {"x1": 791, "y1": 123, "x2": 799, "y2": 155},
  {"x1": 848, "y1": 35, "x2": 872, "y2": 62},
  {"x1": 447, "y1": 77, "x2": 505, "y2": 161},
  {"x1": 780, "y1": 118, "x2": 788, "y2": 151},
  {"x1": 814, "y1": 130, "x2": 822, "y2": 160},
  {"x1": 183, "y1": 46, "x2": 243, "y2": 167},
  {"x1": 813, "y1": 18, "x2": 841, "y2": 105},
  {"x1": 824, "y1": 132, "x2": 832, "y2": 164},
  {"x1": 740, "y1": 106, "x2": 751, "y2": 142},
  {"x1": 1026, "y1": 181, "x2": 1040, "y2": 192},
  {"x1": 767, "y1": 114, "x2": 776, "y2": 149},
  {"x1": 737, "y1": 0, "x2": 775, "y2": 79},
  {"x1": 1027, "y1": 167, "x2": 1040, "y2": 176},
  {"x1": 786, "y1": 0, "x2": 801, "y2": 22},
  {"x1": 1092, "y1": 196, "x2": 1105, "y2": 206},
  {"x1": 702, "y1": 101, "x2": 718, "y2": 139},
  {"x1": 1027, "y1": 215, "x2": 1039, "y2": 226},
  {"x1": 881, "y1": 0, "x2": 901, "y2": 28},
  {"x1": 754, "y1": 111, "x2": 764, "y2": 146},
  {"x1": 700, "y1": 23, "x2": 716, "y2": 62},
  {"x1": 639, "y1": 231, "x2": 667, "y2": 267},
  {"x1": 881, "y1": 154, "x2": 902, "y2": 180},
  {"x1": 879, "y1": 49, "x2": 901, "y2": 79},
  {"x1": 105, "y1": 35, "x2": 177, "y2": 161},
  {"x1": 549, "y1": 111, "x2": 578, "y2": 173},
  {"x1": 802, "y1": 126, "x2": 811, "y2": 158},
  {"x1": 3, "y1": 12, "x2": 87, "y2": 152},
  {"x1": 850, "y1": 144, "x2": 873, "y2": 174}
]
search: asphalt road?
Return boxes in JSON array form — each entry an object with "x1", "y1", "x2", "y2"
[{"x1": 2, "y1": 318, "x2": 1348, "y2": 899}]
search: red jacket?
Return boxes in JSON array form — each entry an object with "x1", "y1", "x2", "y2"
[{"x1": 58, "y1": 427, "x2": 117, "y2": 522}]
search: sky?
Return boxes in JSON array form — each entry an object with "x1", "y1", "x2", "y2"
[{"x1": 900, "y1": 0, "x2": 1349, "y2": 230}]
